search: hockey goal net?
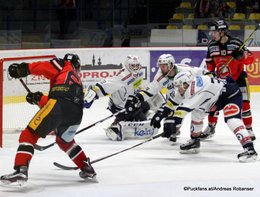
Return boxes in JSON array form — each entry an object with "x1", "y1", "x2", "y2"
[{"x1": 0, "y1": 55, "x2": 56, "y2": 147}]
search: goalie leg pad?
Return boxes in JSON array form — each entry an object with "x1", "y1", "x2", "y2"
[
  {"x1": 105, "y1": 124, "x2": 124, "y2": 141},
  {"x1": 107, "y1": 120, "x2": 158, "y2": 140}
]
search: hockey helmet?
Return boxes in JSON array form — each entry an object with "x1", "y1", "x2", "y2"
[
  {"x1": 209, "y1": 19, "x2": 229, "y2": 32},
  {"x1": 125, "y1": 55, "x2": 142, "y2": 74},
  {"x1": 157, "y1": 54, "x2": 175, "y2": 69},
  {"x1": 64, "y1": 53, "x2": 81, "y2": 71},
  {"x1": 173, "y1": 71, "x2": 193, "y2": 89}
]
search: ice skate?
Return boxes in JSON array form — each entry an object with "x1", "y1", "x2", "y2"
[
  {"x1": 238, "y1": 146, "x2": 258, "y2": 162},
  {"x1": 79, "y1": 158, "x2": 97, "y2": 182},
  {"x1": 199, "y1": 125, "x2": 215, "y2": 140},
  {"x1": 105, "y1": 124, "x2": 123, "y2": 141},
  {"x1": 180, "y1": 138, "x2": 200, "y2": 154},
  {"x1": 169, "y1": 128, "x2": 180, "y2": 142},
  {"x1": 0, "y1": 166, "x2": 28, "y2": 186}
]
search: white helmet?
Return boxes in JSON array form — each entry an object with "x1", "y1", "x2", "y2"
[
  {"x1": 125, "y1": 55, "x2": 142, "y2": 74},
  {"x1": 157, "y1": 54, "x2": 175, "y2": 68},
  {"x1": 173, "y1": 71, "x2": 194, "y2": 89}
]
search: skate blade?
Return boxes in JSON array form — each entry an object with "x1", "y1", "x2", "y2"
[
  {"x1": 238, "y1": 155, "x2": 258, "y2": 163},
  {"x1": 199, "y1": 134, "x2": 214, "y2": 141},
  {"x1": 179, "y1": 148, "x2": 200, "y2": 154},
  {"x1": 83, "y1": 175, "x2": 98, "y2": 183},
  {"x1": 0, "y1": 179, "x2": 27, "y2": 188}
]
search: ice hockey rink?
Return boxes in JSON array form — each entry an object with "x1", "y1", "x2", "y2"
[{"x1": 1, "y1": 94, "x2": 260, "y2": 197}]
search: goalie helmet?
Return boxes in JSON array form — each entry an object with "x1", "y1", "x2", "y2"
[
  {"x1": 64, "y1": 53, "x2": 81, "y2": 71},
  {"x1": 157, "y1": 54, "x2": 175, "y2": 69},
  {"x1": 125, "y1": 55, "x2": 142, "y2": 74},
  {"x1": 173, "y1": 71, "x2": 193, "y2": 89}
]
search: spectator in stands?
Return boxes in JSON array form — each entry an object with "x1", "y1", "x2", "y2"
[
  {"x1": 56, "y1": 0, "x2": 78, "y2": 39},
  {"x1": 217, "y1": 2, "x2": 231, "y2": 18},
  {"x1": 252, "y1": 0, "x2": 260, "y2": 13},
  {"x1": 236, "y1": 0, "x2": 247, "y2": 14},
  {"x1": 208, "y1": 0, "x2": 221, "y2": 17},
  {"x1": 198, "y1": 0, "x2": 210, "y2": 18}
]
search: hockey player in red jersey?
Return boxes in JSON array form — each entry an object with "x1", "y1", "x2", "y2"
[
  {"x1": 201, "y1": 19, "x2": 255, "y2": 140},
  {"x1": 1, "y1": 54, "x2": 96, "y2": 186}
]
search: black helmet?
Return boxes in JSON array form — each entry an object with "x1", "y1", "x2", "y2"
[
  {"x1": 209, "y1": 19, "x2": 229, "y2": 31},
  {"x1": 64, "y1": 53, "x2": 81, "y2": 71}
]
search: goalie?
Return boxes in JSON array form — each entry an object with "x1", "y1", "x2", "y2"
[{"x1": 84, "y1": 55, "x2": 165, "y2": 141}]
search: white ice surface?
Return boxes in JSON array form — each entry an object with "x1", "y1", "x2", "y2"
[{"x1": 1, "y1": 94, "x2": 260, "y2": 197}]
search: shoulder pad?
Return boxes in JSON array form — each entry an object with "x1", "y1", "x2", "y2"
[{"x1": 50, "y1": 58, "x2": 65, "y2": 71}]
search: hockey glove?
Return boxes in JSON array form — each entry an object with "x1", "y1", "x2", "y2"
[
  {"x1": 8, "y1": 63, "x2": 30, "y2": 78},
  {"x1": 162, "y1": 117, "x2": 176, "y2": 138},
  {"x1": 231, "y1": 48, "x2": 244, "y2": 60},
  {"x1": 26, "y1": 91, "x2": 43, "y2": 105},
  {"x1": 125, "y1": 95, "x2": 142, "y2": 113},
  {"x1": 150, "y1": 109, "x2": 164, "y2": 129}
]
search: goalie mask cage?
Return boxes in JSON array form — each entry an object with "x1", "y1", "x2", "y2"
[{"x1": 0, "y1": 55, "x2": 56, "y2": 147}]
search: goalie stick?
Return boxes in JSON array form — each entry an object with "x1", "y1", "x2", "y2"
[
  {"x1": 34, "y1": 109, "x2": 125, "y2": 151},
  {"x1": 53, "y1": 132, "x2": 163, "y2": 170}
]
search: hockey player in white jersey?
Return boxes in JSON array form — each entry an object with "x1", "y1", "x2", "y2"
[
  {"x1": 125, "y1": 54, "x2": 205, "y2": 142},
  {"x1": 84, "y1": 55, "x2": 163, "y2": 141},
  {"x1": 155, "y1": 71, "x2": 257, "y2": 162}
]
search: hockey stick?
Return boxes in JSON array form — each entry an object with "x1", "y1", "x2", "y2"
[
  {"x1": 53, "y1": 132, "x2": 163, "y2": 170},
  {"x1": 19, "y1": 78, "x2": 31, "y2": 93},
  {"x1": 34, "y1": 109, "x2": 126, "y2": 151},
  {"x1": 219, "y1": 23, "x2": 260, "y2": 74}
]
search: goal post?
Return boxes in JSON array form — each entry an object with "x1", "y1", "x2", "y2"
[{"x1": 0, "y1": 55, "x2": 56, "y2": 147}]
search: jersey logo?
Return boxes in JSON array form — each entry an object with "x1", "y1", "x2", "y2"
[
  {"x1": 223, "y1": 104, "x2": 240, "y2": 118},
  {"x1": 196, "y1": 76, "x2": 203, "y2": 87},
  {"x1": 163, "y1": 78, "x2": 169, "y2": 86},
  {"x1": 133, "y1": 78, "x2": 142, "y2": 89},
  {"x1": 167, "y1": 82, "x2": 174, "y2": 90}
]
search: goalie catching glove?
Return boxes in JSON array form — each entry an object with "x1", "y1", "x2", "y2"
[
  {"x1": 26, "y1": 91, "x2": 43, "y2": 105},
  {"x1": 125, "y1": 94, "x2": 143, "y2": 113},
  {"x1": 8, "y1": 63, "x2": 30, "y2": 78}
]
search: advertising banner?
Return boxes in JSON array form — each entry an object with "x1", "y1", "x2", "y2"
[
  {"x1": 150, "y1": 49, "x2": 260, "y2": 86},
  {"x1": 150, "y1": 50, "x2": 207, "y2": 81},
  {"x1": 247, "y1": 51, "x2": 260, "y2": 85}
]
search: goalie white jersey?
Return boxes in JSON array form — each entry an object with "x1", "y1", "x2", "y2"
[{"x1": 94, "y1": 68, "x2": 144, "y2": 110}]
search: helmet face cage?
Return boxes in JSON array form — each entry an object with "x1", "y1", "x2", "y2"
[
  {"x1": 173, "y1": 72, "x2": 193, "y2": 89},
  {"x1": 125, "y1": 55, "x2": 142, "y2": 74},
  {"x1": 157, "y1": 54, "x2": 175, "y2": 69},
  {"x1": 64, "y1": 53, "x2": 81, "y2": 71}
]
